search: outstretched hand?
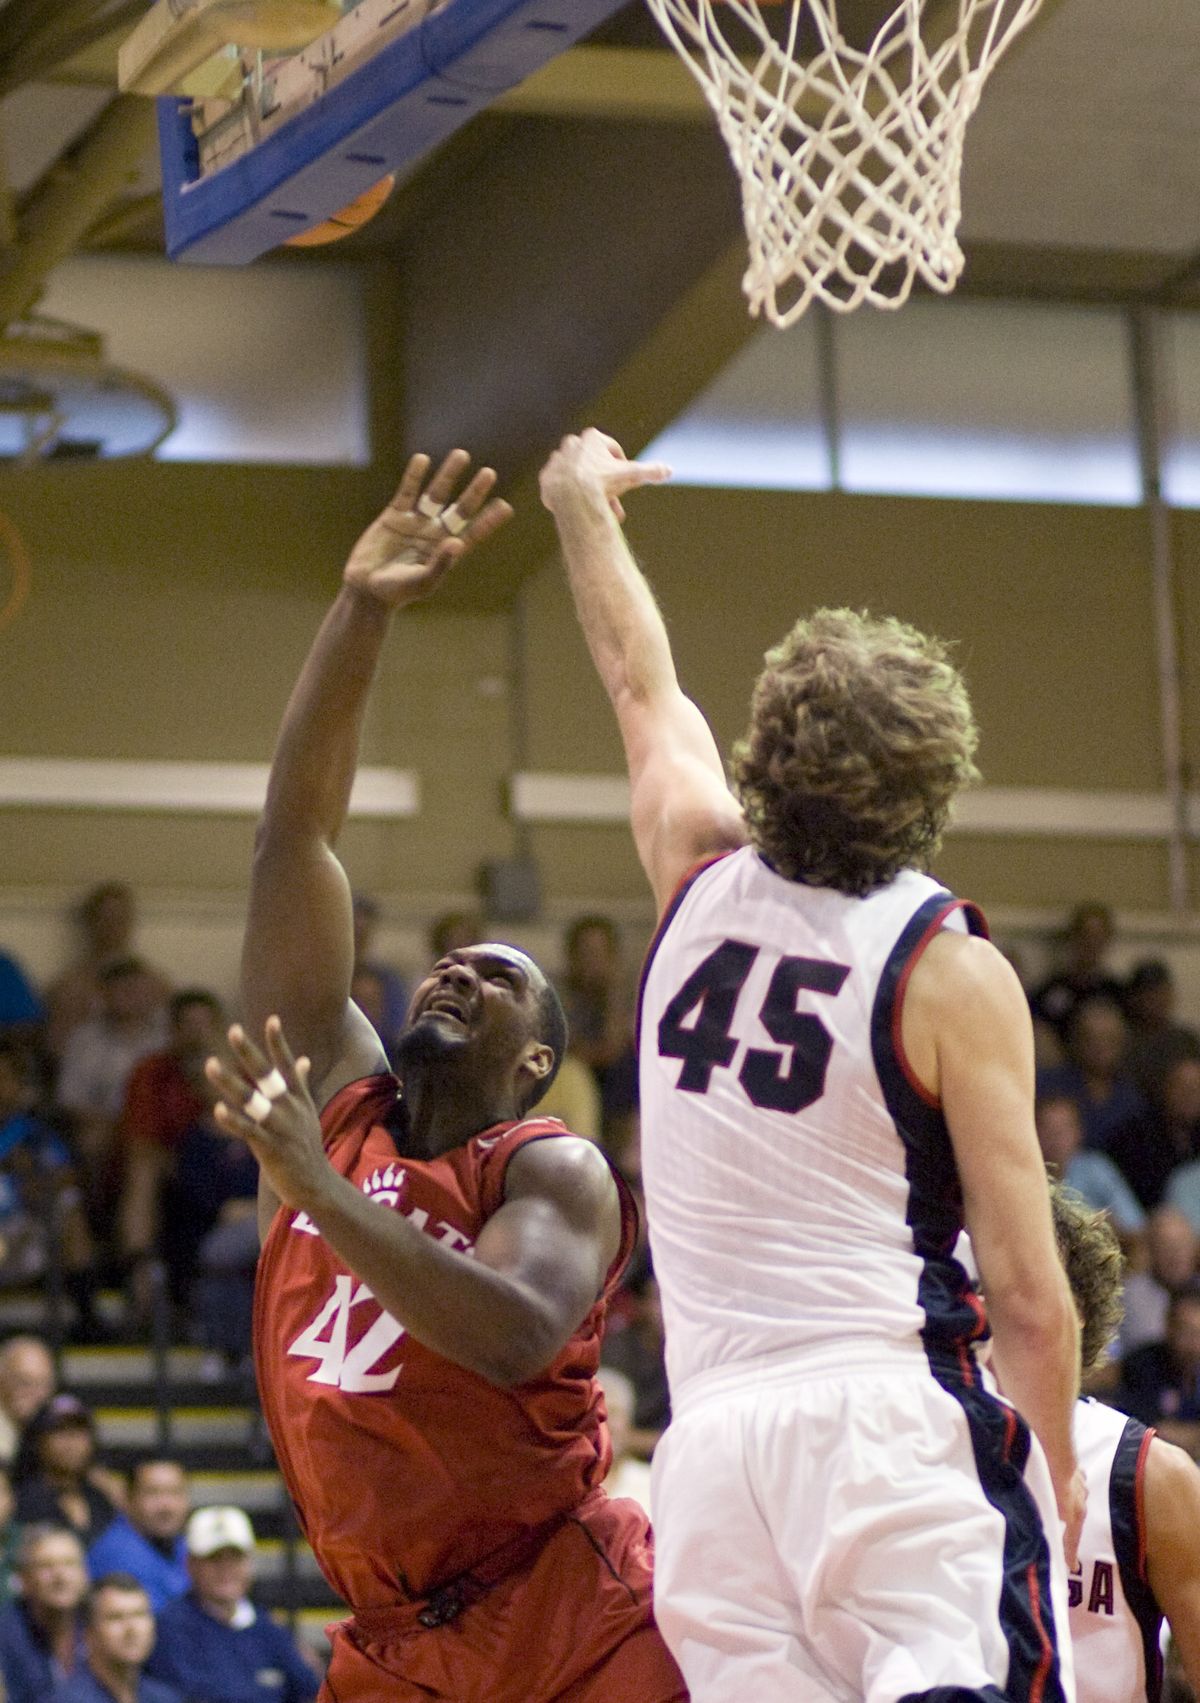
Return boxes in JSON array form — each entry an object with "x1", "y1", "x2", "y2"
[
  {"x1": 343, "y1": 448, "x2": 513, "y2": 607},
  {"x1": 206, "y1": 1017, "x2": 329, "y2": 1216},
  {"x1": 539, "y1": 428, "x2": 671, "y2": 524}
]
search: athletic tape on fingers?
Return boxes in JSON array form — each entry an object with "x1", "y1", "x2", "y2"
[
  {"x1": 244, "y1": 1089, "x2": 273, "y2": 1123},
  {"x1": 438, "y1": 503, "x2": 468, "y2": 536},
  {"x1": 417, "y1": 494, "x2": 443, "y2": 521},
  {"x1": 257, "y1": 1068, "x2": 288, "y2": 1101}
]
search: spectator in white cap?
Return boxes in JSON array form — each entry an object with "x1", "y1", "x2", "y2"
[{"x1": 143, "y1": 1507, "x2": 318, "y2": 1703}]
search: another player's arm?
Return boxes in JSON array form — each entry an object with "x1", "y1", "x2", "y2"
[
  {"x1": 207, "y1": 1019, "x2": 621, "y2": 1386},
  {"x1": 241, "y1": 453, "x2": 510, "y2": 1238},
  {"x1": 1144, "y1": 1437, "x2": 1200, "y2": 1691},
  {"x1": 540, "y1": 429, "x2": 747, "y2": 916},
  {"x1": 904, "y1": 930, "x2": 1084, "y2": 1561}
]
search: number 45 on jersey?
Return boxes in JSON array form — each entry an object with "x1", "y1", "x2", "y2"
[{"x1": 658, "y1": 940, "x2": 849, "y2": 1114}]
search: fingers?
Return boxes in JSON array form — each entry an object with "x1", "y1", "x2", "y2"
[
  {"x1": 223, "y1": 1022, "x2": 269, "y2": 1086},
  {"x1": 393, "y1": 453, "x2": 431, "y2": 513},
  {"x1": 262, "y1": 1013, "x2": 307, "y2": 1099},
  {"x1": 206, "y1": 1018, "x2": 307, "y2": 1122},
  {"x1": 422, "y1": 448, "x2": 472, "y2": 509},
  {"x1": 463, "y1": 496, "x2": 513, "y2": 547}
]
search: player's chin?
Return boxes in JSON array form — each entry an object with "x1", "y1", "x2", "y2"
[{"x1": 394, "y1": 1014, "x2": 472, "y2": 1068}]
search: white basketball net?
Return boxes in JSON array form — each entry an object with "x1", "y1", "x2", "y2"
[{"x1": 643, "y1": 0, "x2": 1045, "y2": 323}]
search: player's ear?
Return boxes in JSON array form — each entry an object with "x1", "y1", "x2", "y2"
[{"x1": 519, "y1": 1041, "x2": 554, "y2": 1094}]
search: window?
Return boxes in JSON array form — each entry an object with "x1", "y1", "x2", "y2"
[{"x1": 38, "y1": 255, "x2": 369, "y2": 465}]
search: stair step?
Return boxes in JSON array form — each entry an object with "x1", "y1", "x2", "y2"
[
  {"x1": 95, "y1": 1406, "x2": 258, "y2": 1447},
  {"x1": 187, "y1": 1470, "x2": 286, "y2": 1513},
  {"x1": 63, "y1": 1347, "x2": 211, "y2": 1386}
]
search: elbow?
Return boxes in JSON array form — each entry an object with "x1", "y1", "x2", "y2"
[
  {"x1": 988, "y1": 1280, "x2": 1076, "y2": 1351},
  {"x1": 469, "y1": 1308, "x2": 566, "y2": 1389}
]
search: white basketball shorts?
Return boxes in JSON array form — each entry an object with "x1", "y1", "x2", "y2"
[{"x1": 650, "y1": 1354, "x2": 1074, "y2": 1703}]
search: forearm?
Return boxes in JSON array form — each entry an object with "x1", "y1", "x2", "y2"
[
  {"x1": 987, "y1": 1284, "x2": 1079, "y2": 1486},
  {"x1": 552, "y1": 487, "x2": 679, "y2": 709},
  {"x1": 304, "y1": 1171, "x2": 561, "y2": 1386},
  {"x1": 261, "y1": 584, "x2": 393, "y2": 848}
]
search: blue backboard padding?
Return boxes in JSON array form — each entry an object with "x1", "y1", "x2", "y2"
[{"x1": 160, "y1": 0, "x2": 629, "y2": 264}]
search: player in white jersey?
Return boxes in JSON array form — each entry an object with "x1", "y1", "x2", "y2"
[
  {"x1": 1050, "y1": 1184, "x2": 1200, "y2": 1703},
  {"x1": 540, "y1": 428, "x2": 1085, "y2": 1703}
]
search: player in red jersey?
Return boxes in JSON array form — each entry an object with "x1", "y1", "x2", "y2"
[{"x1": 203, "y1": 450, "x2": 686, "y2": 1703}]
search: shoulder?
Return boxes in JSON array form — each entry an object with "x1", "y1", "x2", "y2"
[
  {"x1": 906, "y1": 930, "x2": 1028, "y2": 1038},
  {"x1": 504, "y1": 1135, "x2": 620, "y2": 1222},
  {"x1": 1144, "y1": 1433, "x2": 1200, "y2": 1548},
  {"x1": 142, "y1": 1683, "x2": 184, "y2": 1703},
  {"x1": 87, "y1": 1512, "x2": 135, "y2": 1556},
  {"x1": 152, "y1": 1594, "x2": 197, "y2": 1635}
]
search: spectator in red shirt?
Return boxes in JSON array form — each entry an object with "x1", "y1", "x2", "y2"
[{"x1": 117, "y1": 991, "x2": 224, "y2": 1322}]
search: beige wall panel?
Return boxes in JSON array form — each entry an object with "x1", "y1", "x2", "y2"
[
  {"x1": 526, "y1": 823, "x2": 652, "y2": 909},
  {"x1": 0, "y1": 462, "x2": 513, "y2": 893},
  {"x1": 522, "y1": 488, "x2": 1162, "y2": 793},
  {"x1": 933, "y1": 835, "x2": 1170, "y2": 914}
]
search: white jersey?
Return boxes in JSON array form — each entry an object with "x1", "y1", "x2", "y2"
[
  {"x1": 1071, "y1": 1398, "x2": 1162, "y2": 1703},
  {"x1": 638, "y1": 849, "x2": 986, "y2": 1400}
]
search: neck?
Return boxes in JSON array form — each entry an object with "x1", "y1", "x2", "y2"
[
  {"x1": 45, "y1": 1465, "x2": 83, "y2": 1492},
  {"x1": 199, "y1": 1593, "x2": 238, "y2": 1625},
  {"x1": 398, "y1": 1065, "x2": 519, "y2": 1158},
  {"x1": 89, "y1": 1653, "x2": 137, "y2": 1703},
  {"x1": 31, "y1": 1603, "x2": 76, "y2": 1650}
]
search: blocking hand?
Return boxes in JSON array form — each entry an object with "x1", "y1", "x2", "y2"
[
  {"x1": 343, "y1": 448, "x2": 513, "y2": 607},
  {"x1": 539, "y1": 427, "x2": 671, "y2": 523}
]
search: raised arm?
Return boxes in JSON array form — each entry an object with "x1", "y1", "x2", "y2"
[
  {"x1": 1144, "y1": 1436, "x2": 1200, "y2": 1692},
  {"x1": 242, "y1": 450, "x2": 512, "y2": 1106},
  {"x1": 208, "y1": 1018, "x2": 622, "y2": 1386},
  {"x1": 540, "y1": 430, "x2": 746, "y2": 915},
  {"x1": 904, "y1": 930, "x2": 1084, "y2": 1564}
]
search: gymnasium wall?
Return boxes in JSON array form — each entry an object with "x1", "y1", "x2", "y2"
[{"x1": 1, "y1": 457, "x2": 1195, "y2": 998}]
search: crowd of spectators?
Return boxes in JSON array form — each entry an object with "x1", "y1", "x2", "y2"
[
  {"x1": 0, "y1": 883, "x2": 660, "y2": 1399},
  {"x1": 0, "y1": 1496, "x2": 319, "y2": 1701},
  {"x1": 0, "y1": 881, "x2": 659, "y2": 1695},
  {"x1": 13, "y1": 882, "x2": 1200, "y2": 1681},
  {"x1": 0, "y1": 1320, "x2": 320, "y2": 1700},
  {"x1": 1023, "y1": 903, "x2": 1200, "y2": 1463}
]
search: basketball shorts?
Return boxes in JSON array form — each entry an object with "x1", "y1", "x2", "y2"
[
  {"x1": 651, "y1": 1353, "x2": 1075, "y2": 1703},
  {"x1": 319, "y1": 1489, "x2": 686, "y2": 1703}
]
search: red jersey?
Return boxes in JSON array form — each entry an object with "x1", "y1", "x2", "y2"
[{"x1": 253, "y1": 1074, "x2": 637, "y2": 1611}]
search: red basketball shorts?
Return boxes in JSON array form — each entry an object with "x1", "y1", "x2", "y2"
[{"x1": 319, "y1": 1490, "x2": 687, "y2": 1703}]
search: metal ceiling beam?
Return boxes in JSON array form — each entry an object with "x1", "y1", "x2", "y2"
[
  {"x1": 0, "y1": 94, "x2": 158, "y2": 331},
  {"x1": 0, "y1": 0, "x2": 146, "y2": 96}
]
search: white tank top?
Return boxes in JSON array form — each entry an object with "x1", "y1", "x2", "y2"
[
  {"x1": 638, "y1": 848, "x2": 986, "y2": 1402},
  {"x1": 1071, "y1": 1398, "x2": 1162, "y2": 1703}
]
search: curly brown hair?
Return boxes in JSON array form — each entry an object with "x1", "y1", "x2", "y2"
[
  {"x1": 730, "y1": 609, "x2": 981, "y2": 896},
  {"x1": 1049, "y1": 1180, "x2": 1126, "y2": 1377}
]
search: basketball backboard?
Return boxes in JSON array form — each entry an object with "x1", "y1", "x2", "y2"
[{"x1": 150, "y1": 0, "x2": 629, "y2": 264}]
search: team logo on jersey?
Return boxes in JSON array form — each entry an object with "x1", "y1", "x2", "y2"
[
  {"x1": 362, "y1": 1164, "x2": 406, "y2": 1206},
  {"x1": 289, "y1": 1162, "x2": 408, "y2": 1236}
]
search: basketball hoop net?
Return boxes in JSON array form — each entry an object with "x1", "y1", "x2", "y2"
[{"x1": 644, "y1": 0, "x2": 1045, "y2": 323}]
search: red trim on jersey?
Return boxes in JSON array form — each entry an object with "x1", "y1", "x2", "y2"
[
  {"x1": 1134, "y1": 1425, "x2": 1156, "y2": 1583},
  {"x1": 1025, "y1": 1560, "x2": 1054, "y2": 1703},
  {"x1": 890, "y1": 899, "x2": 987, "y2": 1108},
  {"x1": 636, "y1": 850, "x2": 737, "y2": 1049}
]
